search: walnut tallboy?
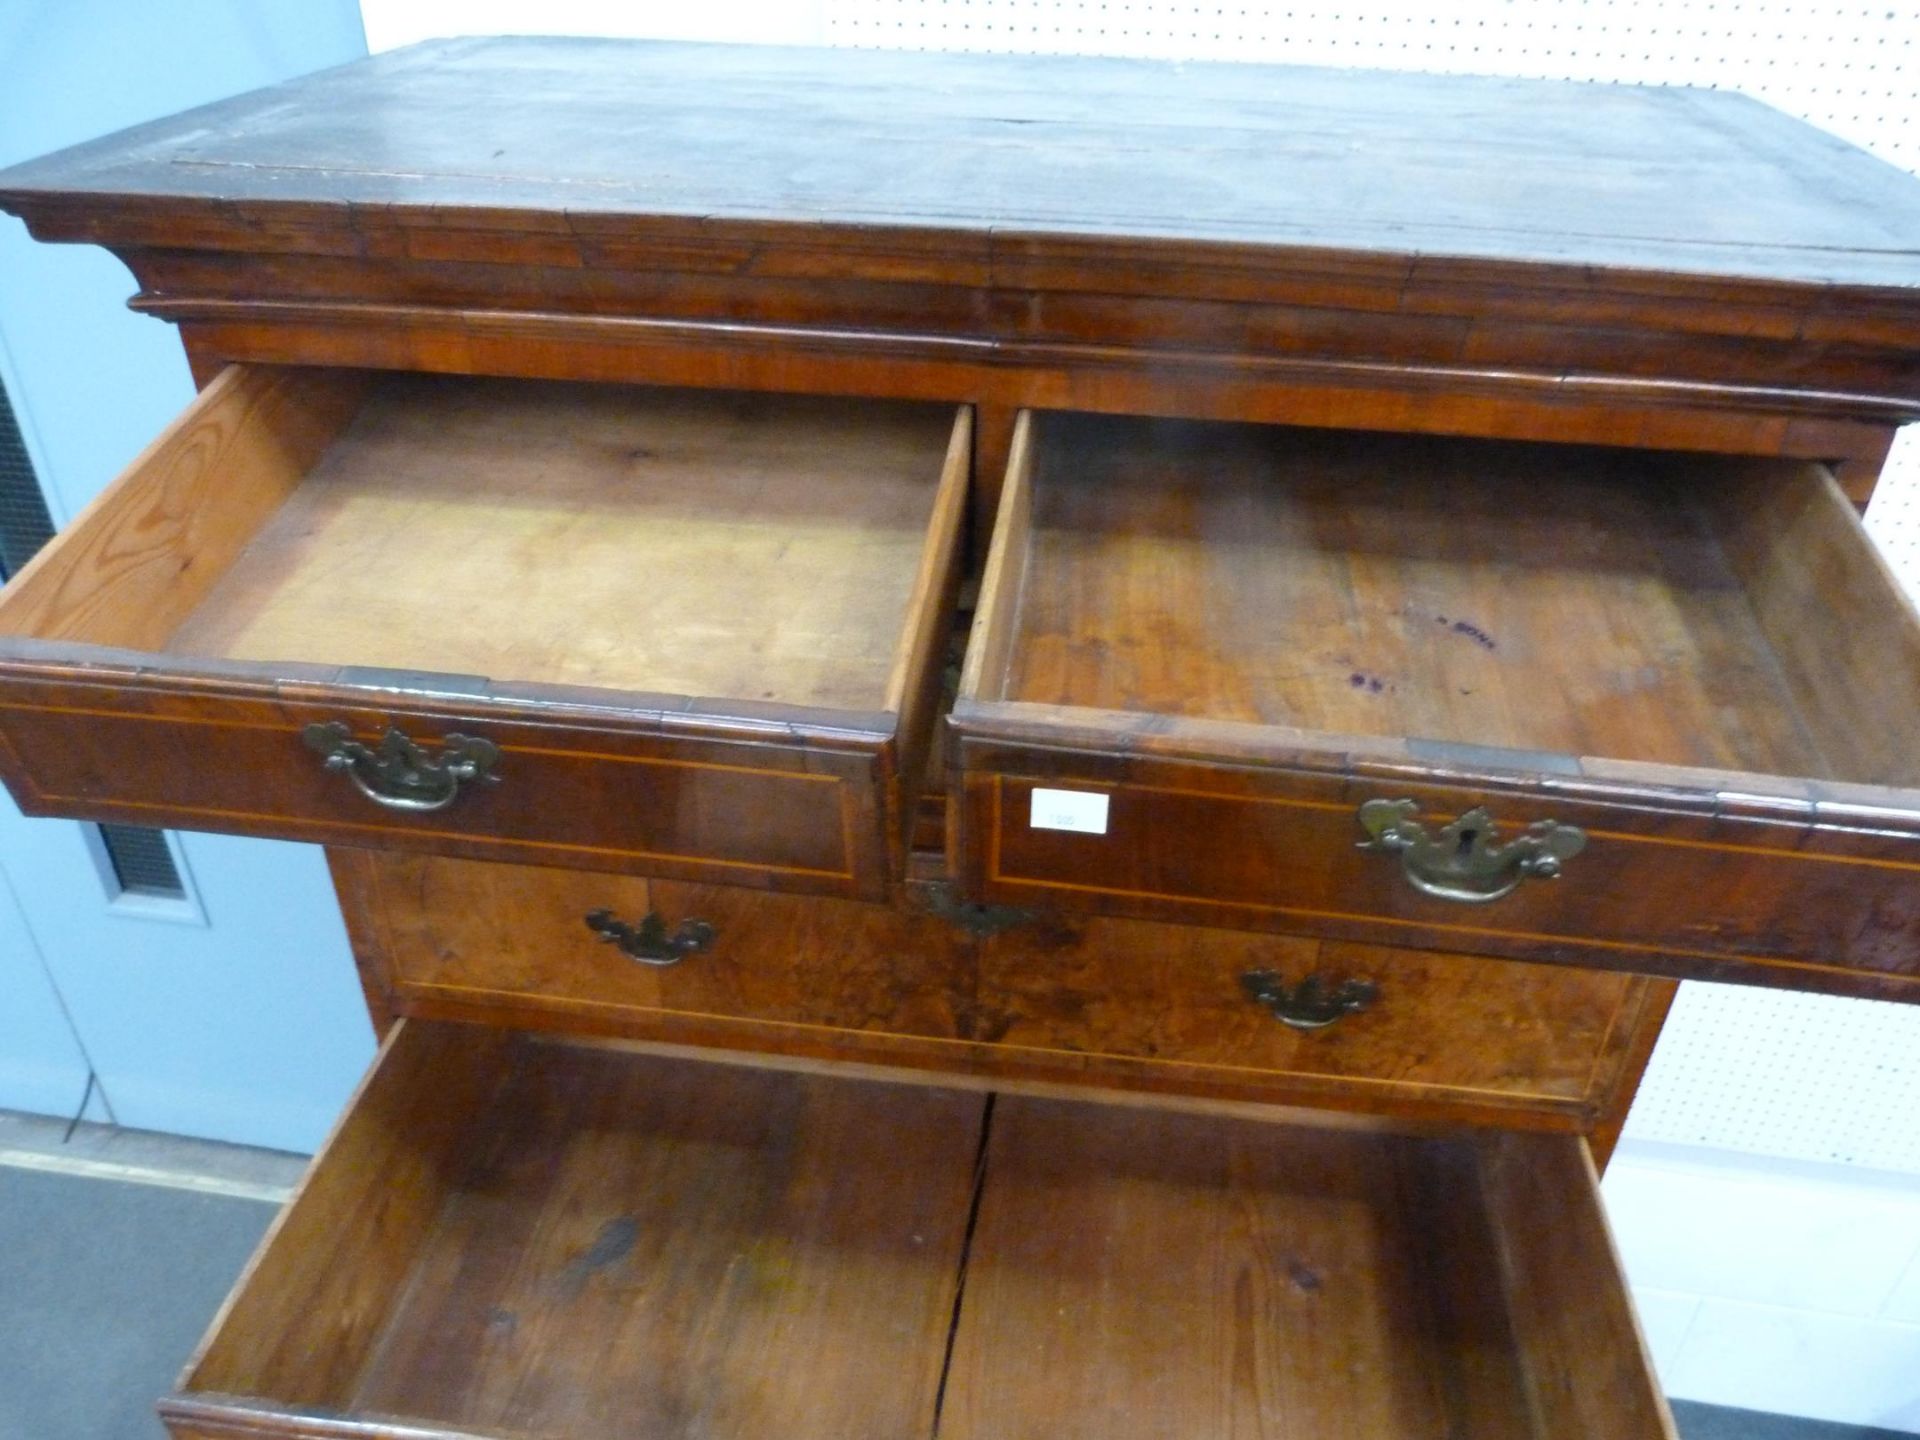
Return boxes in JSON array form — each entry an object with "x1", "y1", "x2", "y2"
[{"x1": 6, "y1": 38, "x2": 1920, "y2": 1439}]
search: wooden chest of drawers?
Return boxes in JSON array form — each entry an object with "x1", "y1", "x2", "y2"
[{"x1": 6, "y1": 34, "x2": 1920, "y2": 1440}]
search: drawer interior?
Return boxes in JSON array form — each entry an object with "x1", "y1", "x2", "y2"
[
  {"x1": 170, "y1": 1024, "x2": 985, "y2": 1440},
  {"x1": 0, "y1": 366, "x2": 965, "y2": 714},
  {"x1": 945, "y1": 1097, "x2": 1665, "y2": 1440},
  {"x1": 167, "y1": 1022, "x2": 1671, "y2": 1440},
  {"x1": 970, "y1": 411, "x2": 1919, "y2": 789}
]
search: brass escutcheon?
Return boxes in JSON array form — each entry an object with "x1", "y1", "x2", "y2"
[{"x1": 1357, "y1": 798, "x2": 1585, "y2": 904}]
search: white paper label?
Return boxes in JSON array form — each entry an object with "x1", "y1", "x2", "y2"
[{"x1": 1029, "y1": 788, "x2": 1111, "y2": 835}]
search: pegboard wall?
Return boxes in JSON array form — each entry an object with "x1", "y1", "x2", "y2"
[
  {"x1": 361, "y1": 0, "x2": 1920, "y2": 1173},
  {"x1": 833, "y1": 0, "x2": 1918, "y2": 149},
  {"x1": 1632, "y1": 983, "x2": 1920, "y2": 1170}
]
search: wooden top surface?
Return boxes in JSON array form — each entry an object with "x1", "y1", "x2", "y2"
[{"x1": 5, "y1": 35, "x2": 1920, "y2": 295}]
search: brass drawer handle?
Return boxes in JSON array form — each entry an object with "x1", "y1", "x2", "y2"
[
  {"x1": 302, "y1": 721, "x2": 500, "y2": 813},
  {"x1": 585, "y1": 908, "x2": 716, "y2": 967},
  {"x1": 1357, "y1": 798, "x2": 1585, "y2": 904},
  {"x1": 1241, "y1": 972, "x2": 1378, "y2": 1030}
]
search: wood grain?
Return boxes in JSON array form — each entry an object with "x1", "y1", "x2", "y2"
[
  {"x1": 168, "y1": 375, "x2": 957, "y2": 710},
  {"x1": 1477, "y1": 1132, "x2": 1678, "y2": 1438},
  {"x1": 0, "y1": 39, "x2": 1857, "y2": 1439},
  {"x1": 348, "y1": 853, "x2": 972, "y2": 1051},
  {"x1": 942, "y1": 1098, "x2": 1668, "y2": 1438},
  {"x1": 971, "y1": 915, "x2": 1661, "y2": 1117},
  {"x1": 954, "y1": 410, "x2": 1032, "y2": 717},
  {"x1": 970, "y1": 402, "x2": 1021, "y2": 549},
  {"x1": 992, "y1": 414, "x2": 1831, "y2": 777},
  {"x1": 10, "y1": 39, "x2": 1920, "y2": 293},
  {"x1": 963, "y1": 764, "x2": 1920, "y2": 998},
  {"x1": 0, "y1": 370, "x2": 967, "y2": 897},
  {"x1": 173, "y1": 1019, "x2": 512, "y2": 1410},
  {"x1": 1589, "y1": 978, "x2": 1678, "y2": 1172},
  {"x1": 1700, "y1": 455, "x2": 1920, "y2": 787},
  {"x1": 0, "y1": 684, "x2": 881, "y2": 892},
  {"x1": 885, "y1": 407, "x2": 972, "y2": 864},
  {"x1": 0, "y1": 366, "x2": 366, "y2": 650},
  {"x1": 11, "y1": 37, "x2": 1920, "y2": 468},
  {"x1": 330, "y1": 848, "x2": 1663, "y2": 1131},
  {"x1": 171, "y1": 1024, "x2": 986, "y2": 1440},
  {"x1": 953, "y1": 410, "x2": 1920, "y2": 996},
  {"x1": 164, "y1": 301, "x2": 1912, "y2": 504},
  {"x1": 943, "y1": 1100, "x2": 1465, "y2": 1439}
]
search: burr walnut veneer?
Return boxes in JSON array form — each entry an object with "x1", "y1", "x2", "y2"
[{"x1": 7, "y1": 34, "x2": 1920, "y2": 1440}]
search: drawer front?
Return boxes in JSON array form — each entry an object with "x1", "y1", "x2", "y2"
[
  {"x1": 165, "y1": 1022, "x2": 1671, "y2": 1440},
  {"x1": 958, "y1": 758, "x2": 1920, "y2": 1000},
  {"x1": 335, "y1": 850, "x2": 1664, "y2": 1128},
  {"x1": 953, "y1": 410, "x2": 1920, "y2": 999},
  {"x1": 337, "y1": 851, "x2": 971, "y2": 1043},
  {"x1": 972, "y1": 908, "x2": 1663, "y2": 1123},
  {"x1": 0, "y1": 367, "x2": 969, "y2": 898},
  {"x1": 0, "y1": 680, "x2": 886, "y2": 897}
]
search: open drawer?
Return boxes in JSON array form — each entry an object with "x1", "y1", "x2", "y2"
[
  {"x1": 161, "y1": 1020, "x2": 1672, "y2": 1439},
  {"x1": 0, "y1": 367, "x2": 968, "y2": 898},
  {"x1": 953, "y1": 411, "x2": 1920, "y2": 999}
]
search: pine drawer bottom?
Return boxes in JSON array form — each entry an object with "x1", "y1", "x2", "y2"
[{"x1": 160, "y1": 1021, "x2": 1673, "y2": 1440}]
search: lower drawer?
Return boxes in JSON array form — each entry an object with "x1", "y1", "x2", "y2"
[
  {"x1": 332, "y1": 851, "x2": 1668, "y2": 1130},
  {"x1": 162, "y1": 1021, "x2": 1673, "y2": 1440}
]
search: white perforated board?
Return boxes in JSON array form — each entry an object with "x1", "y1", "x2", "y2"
[
  {"x1": 364, "y1": 0, "x2": 1920, "y2": 1173},
  {"x1": 1630, "y1": 983, "x2": 1920, "y2": 1170}
]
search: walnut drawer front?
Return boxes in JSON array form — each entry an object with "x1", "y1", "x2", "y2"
[
  {"x1": 161, "y1": 1020, "x2": 1673, "y2": 1440},
  {"x1": 335, "y1": 850, "x2": 1664, "y2": 1130},
  {"x1": 0, "y1": 366, "x2": 968, "y2": 898},
  {"x1": 953, "y1": 410, "x2": 1920, "y2": 1000}
]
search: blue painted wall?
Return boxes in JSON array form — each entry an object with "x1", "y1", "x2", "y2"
[
  {"x1": 0, "y1": 1, "x2": 377, "y2": 1151},
  {"x1": 0, "y1": 1, "x2": 369, "y2": 521},
  {"x1": 0, "y1": 859, "x2": 92, "y2": 1121}
]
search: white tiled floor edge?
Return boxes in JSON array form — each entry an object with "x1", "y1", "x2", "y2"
[{"x1": 1606, "y1": 1142, "x2": 1920, "y2": 1431}]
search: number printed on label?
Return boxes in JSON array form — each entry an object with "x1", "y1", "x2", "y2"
[{"x1": 1029, "y1": 787, "x2": 1110, "y2": 835}]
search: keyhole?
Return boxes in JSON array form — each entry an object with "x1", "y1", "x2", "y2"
[{"x1": 1456, "y1": 827, "x2": 1478, "y2": 856}]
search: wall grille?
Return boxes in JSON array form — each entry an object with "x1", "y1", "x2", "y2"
[
  {"x1": 95, "y1": 823, "x2": 187, "y2": 900},
  {"x1": 0, "y1": 374, "x2": 56, "y2": 581}
]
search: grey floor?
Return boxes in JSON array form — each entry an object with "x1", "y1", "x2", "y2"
[
  {"x1": 0, "y1": 1114, "x2": 1907, "y2": 1439},
  {"x1": 0, "y1": 1167, "x2": 273, "y2": 1440},
  {"x1": 1673, "y1": 1404, "x2": 1915, "y2": 1439}
]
